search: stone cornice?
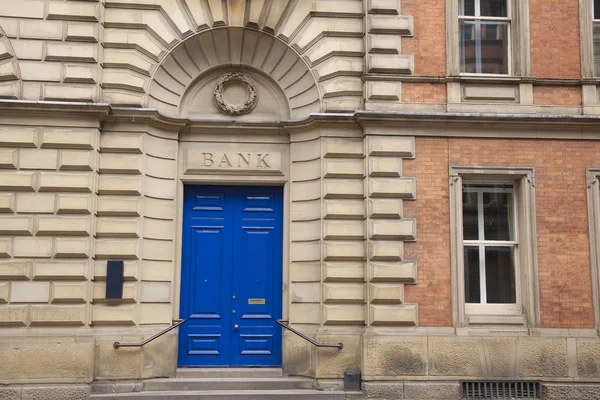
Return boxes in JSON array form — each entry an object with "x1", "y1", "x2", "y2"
[{"x1": 2, "y1": 100, "x2": 600, "y2": 139}]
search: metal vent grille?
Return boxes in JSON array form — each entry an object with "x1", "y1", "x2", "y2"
[{"x1": 462, "y1": 381, "x2": 540, "y2": 399}]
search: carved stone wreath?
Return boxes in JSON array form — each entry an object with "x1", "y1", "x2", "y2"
[{"x1": 213, "y1": 73, "x2": 258, "y2": 116}]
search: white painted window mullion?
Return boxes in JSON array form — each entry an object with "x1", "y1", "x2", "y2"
[{"x1": 477, "y1": 191, "x2": 487, "y2": 304}]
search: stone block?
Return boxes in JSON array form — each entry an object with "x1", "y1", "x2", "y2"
[
  {"x1": 369, "y1": 14, "x2": 413, "y2": 35},
  {"x1": 369, "y1": 283, "x2": 404, "y2": 304},
  {"x1": 16, "y1": 193, "x2": 55, "y2": 214},
  {"x1": 369, "y1": 241, "x2": 403, "y2": 261},
  {"x1": 291, "y1": 200, "x2": 320, "y2": 222},
  {"x1": 291, "y1": 140, "x2": 321, "y2": 162},
  {"x1": 369, "y1": 304, "x2": 417, "y2": 326},
  {"x1": 316, "y1": 334, "x2": 361, "y2": 379},
  {"x1": 45, "y1": 42, "x2": 97, "y2": 62},
  {"x1": 41, "y1": 128, "x2": 95, "y2": 149},
  {"x1": 518, "y1": 338, "x2": 568, "y2": 377},
  {"x1": 577, "y1": 338, "x2": 600, "y2": 378},
  {"x1": 290, "y1": 220, "x2": 320, "y2": 242},
  {"x1": 142, "y1": 330, "x2": 177, "y2": 379},
  {"x1": 97, "y1": 196, "x2": 141, "y2": 217},
  {"x1": 99, "y1": 154, "x2": 143, "y2": 174},
  {"x1": 139, "y1": 303, "x2": 172, "y2": 324},
  {"x1": 367, "y1": 54, "x2": 414, "y2": 74},
  {"x1": 369, "y1": 199, "x2": 402, "y2": 219},
  {"x1": 145, "y1": 135, "x2": 177, "y2": 160},
  {"x1": 323, "y1": 221, "x2": 365, "y2": 240},
  {"x1": 13, "y1": 237, "x2": 53, "y2": 258},
  {"x1": 0, "y1": 216, "x2": 34, "y2": 235},
  {"x1": 0, "y1": 305, "x2": 28, "y2": 326},
  {"x1": 291, "y1": 282, "x2": 320, "y2": 303},
  {"x1": 322, "y1": 305, "x2": 365, "y2": 325},
  {"x1": 323, "y1": 241, "x2": 365, "y2": 261},
  {"x1": 57, "y1": 194, "x2": 93, "y2": 214},
  {"x1": 47, "y1": 0, "x2": 99, "y2": 21},
  {"x1": 368, "y1": 138, "x2": 413, "y2": 159},
  {"x1": 0, "y1": 0, "x2": 44, "y2": 18},
  {"x1": 323, "y1": 283, "x2": 365, "y2": 303},
  {"x1": 145, "y1": 155, "x2": 177, "y2": 180},
  {"x1": 369, "y1": 178, "x2": 415, "y2": 199},
  {"x1": 95, "y1": 338, "x2": 142, "y2": 379},
  {"x1": 140, "y1": 260, "x2": 174, "y2": 282},
  {"x1": 404, "y1": 382, "x2": 462, "y2": 400},
  {"x1": 0, "y1": 260, "x2": 31, "y2": 279},
  {"x1": 291, "y1": 180, "x2": 320, "y2": 202},
  {"x1": 0, "y1": 336, "x2": 93, "y2": 383},
  {"x1": 0, "y1": 387, "x2": 21, "y2": 400},
  {"x1": 12, "y1": 40, "x2": 43, "y2": 61},
  {"x1": 0, "y1": 149, "x2": 17, "y2": 168},
  {"x1": 96, "y1": 218, "x2": 141, "y2": 238},
  {"x1": 0, "y1": 193, "x2": 15, "y2": 212},
  {"x1": 430, "y1": 337, "x2": 485, "y2": 376},
  {"x1": 0, "y1": 238, "x2": 11, "y2": 258},
  {"x1": 21, "y1": 385, "x2": 90, "y2": 400},
  {"x1": 142, "y1": 218, "x2": 174, "y2": 240},
  {"x1": 100, "y1": 133, "x2": 143, "y2": 153},
  {"x1": 0, "y1": 127, "x2": 37, "y2": 148},
  {"x1": 369, "y1": 219, "x2": 415, "y2": 240},
  {"x1": 20, "y1": 61, "x2": 62, "y2": 82},
  {"x1": 51, "y1": 282, "x2": 89, "y2": 303},
  {"x1": 142, "y1": 197, "x2": 173, "y2": 220},
  {"x1": 0, "y1": 282, "x2": 7, "y2": 303},
  {"x1": 95, "y1": 240, "x2": 140, "y2": 260},
  {"x1": 94, "y1": 260, "x2": 139, "y2": 281},
  {"x1": 542, "y1": 383, "x2": 600, "y2": 400},
  {"x1": 64, "y1": 64, "x2": 97, "y2": 84},
  {"x1": 142, "y1": 239, "x2": 174, "y2": 262},
  {"x1": 364, "y1": 336, "x2": 427, "y2": 377},
  {"x1": 363, "y1": 382, "x2": 403, "y2": 400},
  {"x1": 39, "y1": 172, "x2": 93, "y2": 192},
  {"x1": 19, "y1": 149, "x2": 58, "y2": 170},
  {"x1": 291, "y1": 241, "x2": 320, "y2": 263},
  {"x1": 92, "y1": 304, "x2": 137, "y2": 325},
  {"x1": 482, "y1": 338, "x2": 517, "y2": 377},
  {"x1": 289, "y1": 303, "x2": 320, "y2": 324},
  {"x1": 37, "y1": 216, "x2": 91, "y2": 236},
  {"x1": 30, "y1": 304, "x2": 88, "y2": 326},
  {"x1": 44, "y1": 84, "x2": 96, "y2": 102},
  {"x1": 98, "y1": 175, "x2": 141, "y2": 196},
  {"x1": 323, "y1": 262, "x2": 365, "y2": 282},
  {"x1": 11, "y1": 281, "x2": 50, "y2": 303},
  {"x1": 324, "y1": 180, "x2": 364, "y2": 199},
  {"x1": 66, "y1": 23, "x2": 99, "y2": 42},
  {"x1": 323, "y1": 138, "x2": 364, "y2": 158},
  {"x1": 292, "y1": 159, "x2": 321, "y2": 183},
  {"x1": 53, "y1": 238, "x2": 91, "y2": 258},
  {"x1": 369, "y1": 157, "x2": 402, "y2": 177},
  {"x1": 144, "y1": 176, "x2": 176, "y2": 200},
  {"x1": 324, "y1": 159, "x2": 365, "y2": 179},
  {"x1": 324, "y1": 200, "x2": 365, "y2": 220},
  {"x1": 0, "y1": 172, "x2": 35, "y2": 191},
  {"x1": 59, "y1": 150, "x2": 95, "y2": 171},
  {"x1": 140, "y1": 282, "x2": 171, "y2": 303},
  {"x1": 93, "y1": 282, "x2": 138, "y2": 303}
]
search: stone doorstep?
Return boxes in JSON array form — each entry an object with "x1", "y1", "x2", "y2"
[
  {"x1": 89, "y1": 389, "x2": 364, "y2": 399},
  {"x1": 142, "y1": 376, "x2": 315, "y2": 391},
  {"x1": 175, "y1": 367, "x2": 283, "y2": 378}
]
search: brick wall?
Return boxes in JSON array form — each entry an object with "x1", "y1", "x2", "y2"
[
  {"x1": 530, "y1": 0, "x2": 581, "y2": 79},
  {"x1": 402, "y1": 83, "x2": 447, "y2": 103},
  {"x1": 534, "y1": 86, "x2": 582, "y2": 106},
  {"x1": 406, "y1": 137, "x2": 596, "y2": 329}
]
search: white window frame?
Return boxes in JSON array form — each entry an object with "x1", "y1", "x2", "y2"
[
  {"x1": 450, "y1": 166, "x2": 540, "y2": 327},
  {"x1": 447, "y1": 0, "x2": 531, "y2": 77},
  {"x1": 458, "y1": 0, "x2": 512, "y2": 75},
  {"x1": 586, "y1": 169, "x2": 600, "y2": 327},
  {"x1": 580, "y1": 0, "x2": 600, "y2": 77}
]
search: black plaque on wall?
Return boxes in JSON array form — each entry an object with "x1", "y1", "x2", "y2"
[{"x1": 106, "y1": 260, "x2": 124, "y2": 299}]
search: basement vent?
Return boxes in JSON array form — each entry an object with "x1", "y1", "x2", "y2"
[{"x1": 462, "y1": 381, "x2": 540, "y2": 399}]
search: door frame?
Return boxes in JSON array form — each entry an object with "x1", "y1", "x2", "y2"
[{"x1": 173, "y1": 176, "x2": 290, "y2": 366}]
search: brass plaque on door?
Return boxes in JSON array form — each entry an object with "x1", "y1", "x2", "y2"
[{"x1": 248, "y1": 298, "x2": 266, "y2": 305}]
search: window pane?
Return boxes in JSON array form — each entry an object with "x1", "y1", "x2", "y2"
[
  {"x1": 483, "y1": 185, "x2": 513, "y2": 241},
  {"x1": 595, "y1": 0, "x2": 600, "y2": 19},
  {"x1": 460, "y1": 0, "x2": 475, "y2": 16},
  {"x1": 459, "y1": 20, "x2": 477, "y2": 73},
  {"x1": 479, "y1": 0, "x2": 508, "y2": 17},
  {"x1": 485, "y1": 246, "x2": 516, "y2": 304},
  {"x1": 480, "y1": 22, "x2": 509, "y2": 74},
  {"x1": 594, "y1": 23, "x2": 600, "y2": 76},
  {"x1": 464, "y1": 246, "x2": 481, "y2": 303},
  {"x1": 462, "y1": 191, "x2": 479, "y2": 240}
]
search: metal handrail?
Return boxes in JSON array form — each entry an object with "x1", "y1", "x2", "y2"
[
  {"x1": 276, "y1": 320, "x2": 343, "y2": 350},
  {"x1": 113, "y1": 319, "x2": 186, "y2": 349}
]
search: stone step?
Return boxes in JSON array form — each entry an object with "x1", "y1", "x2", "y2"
[
  {"x1": 90, "y1": 389, "x2": 364, "y2": 400},
  {"x1": 143, "y1": 377, "x2": 315, "y2": 391},
  {"x1": 176, "y1": 368, "x2": 283, "y2": 378}
]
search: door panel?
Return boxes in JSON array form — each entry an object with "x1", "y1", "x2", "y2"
[{"x1": 179, "y1": 185, "x2": 282, "y2": 367}]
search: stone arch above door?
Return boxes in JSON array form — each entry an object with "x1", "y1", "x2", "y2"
[{"x1": 148, "y1": 28, "x2": 319, "y2": 120}]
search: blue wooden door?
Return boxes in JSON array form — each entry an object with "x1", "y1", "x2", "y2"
[{"x1": 178, "y1": 185, "x2": 283, "y2": 367}]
